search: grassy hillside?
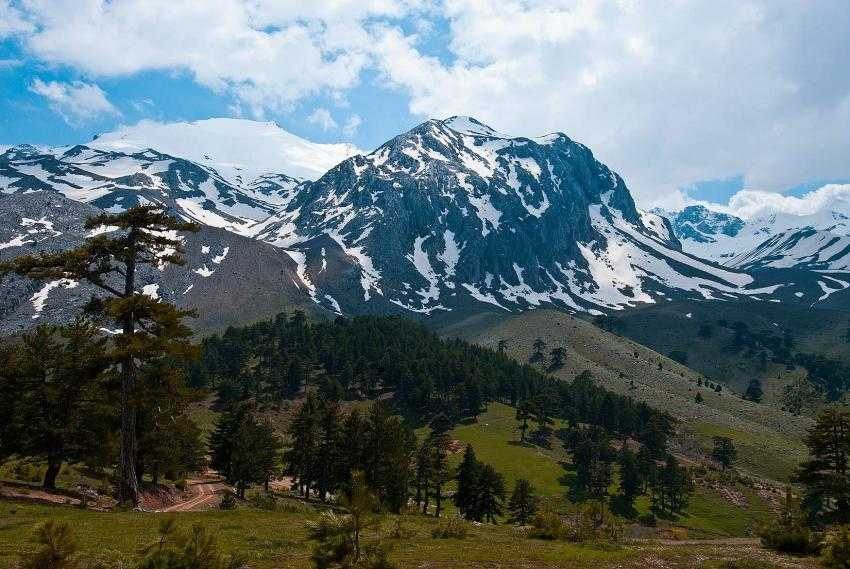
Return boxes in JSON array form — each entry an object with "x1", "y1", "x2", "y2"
[
  {"x1": 607, "y1": 299, "x2": 850, "y2": 402},
  {"x1": 442, "y1": 309, "x2": 811, "y2": 482}
]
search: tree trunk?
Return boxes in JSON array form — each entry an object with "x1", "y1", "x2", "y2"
[
  {"x1": 118, "y1": 239, "x2": 140, "y2": 506},
  {"x1": 43, "y1": 457, "x2": 62, "y2": 490}
]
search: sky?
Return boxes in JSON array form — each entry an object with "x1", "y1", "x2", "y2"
[{"x1": 1, "y1": 0, "x2": 849, "y2": 213}]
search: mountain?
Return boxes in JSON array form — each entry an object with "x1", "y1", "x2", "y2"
[
  {"x1": 2, "y1": 115, "x2": 847, "y2": 330},
  {"x1": 667, "y1": 204, "x2": 850, "y2": 274},
  {"x1": 255, "y1": 116, "x2": 773, "y2": 317},
  {"x1": 0, "y1": 191, "x2": 320, "y2": 334},
  {"x1": 88, "y1": 118, "x2": 361, "y2": 184}
]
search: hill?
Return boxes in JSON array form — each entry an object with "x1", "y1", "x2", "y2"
[{"x1": 441, "y1": 308, "x2": 812, "y2": 481}]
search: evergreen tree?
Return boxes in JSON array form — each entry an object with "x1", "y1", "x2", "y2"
[
  {"x1": 795, "y1": 406, "x2": 850, "y2": 525},
  {"x1": 1, "y1": 205, "x2": 199, "y2": 505},
  {"x1": 532, "y1": 338, "x2": 547, "y2": 360},
  {"x1": 473, "y1": 463, "x2": 506, "y2": 523},
  {"x1": 211, "y1": 402, "x2": 281, "y2": 498},
  {"x1": 286, "y1": 393, "x2": 322, "y2": 497},
  {"x1": 497, "y1": 339, "x2": 508, "y2": 354},
  {"x1": 508, "y1": 478, "x2": 538, "y2": 525},
  {"x1": 454, "y1": 444, "x2": 480, "y2": 518},
  {"x1": 618, "y1": 448, "x2": 642, "y2": 508},
  {"x1": 711, "y1": 436, "x2": 737, "y2": 472},
  {"x1": 0, "y1": 322, "x2": 112, "y2": 489},
  {"x1": 745, "y1": 378, "x2": 764, "y2": 402},
  {"x1": 549, "y1": 346, "x2": 567, "y2": 370},
  {"x1": 515, "y1": 400, "x2": 533, "y2": 443}
]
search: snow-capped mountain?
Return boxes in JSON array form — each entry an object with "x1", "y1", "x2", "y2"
[
  {"x1": 2, "y1": 115, "x2": 848, "y2": 331},
  {"x1": 89, "y1": 118, "x2": 361, "y2": 185},
  {"x1": 667, "y1": 205, "x2": 850, "y2": 272},
  {"x1": 0, "y1": 191, "x2": 319, "y2": 334},
  {"x1": 254, "y1": 117, "x2": 772, "y2": 316}
]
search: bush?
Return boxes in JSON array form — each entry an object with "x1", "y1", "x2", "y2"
[
  {"x1": 218, "y1": 492, "x2": 238, "y2": 511},
  {"x1": 638, "y1": 512, "x2": 657, "y2": 527},
  {"x1": 529, "y1": 507, "x2": 569, "y2": 541},
  {"x1": 758, "y1": 491, "x2": 820, "y2": 555},
  {"x1": 20, "y1": 520, "x2": 78, "y2": 569},
  {"x1": 137, "y1": 523, "x2": 245, "y2": 569},
  {"x1": 431, "y1": 518, "x2": 469, "y2": 539},
  {"x1": 249, "y1": 493, "x2": 278, "y2": 511},
  {"x1": 822, "y1": 525, "x2": 850, "y2": 569}
]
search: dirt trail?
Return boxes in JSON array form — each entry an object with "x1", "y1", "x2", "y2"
[{"x1": 157, "y1": 478, "x2": 230, "y2": 512}]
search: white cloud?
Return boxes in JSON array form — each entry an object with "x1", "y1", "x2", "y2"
[
  {"x1": 29, "y1": 79, "x2": 120, "y2": 124},
  {"x1": 373, "y1": 1, "x2": 850, "y2": 206},
  {"x1": 8, "y1": 0, "x2": 850, "y2": 206},
  {"x1": 343, "y1": 114, "x2": 363, "y2": 137},
  {"x1": 701, "y1": 184, "x2": 850, "y2": 220},
  {"x1": 307, "y1": 107, "x2": 338, "y2": 131},
  {"x1": 14, "y1": 0, "x2": 407, "y2": 116},
  {"x1": 0, "y1": 1, "x2": 32, "y2": 37}
]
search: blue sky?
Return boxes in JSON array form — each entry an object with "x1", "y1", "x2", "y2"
[{"x1": 1, "y1": 0, "x2": 849, "y2": 211}]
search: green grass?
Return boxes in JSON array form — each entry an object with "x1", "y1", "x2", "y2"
[
  {"x1": 0, "y1": 501, "x2": 814, "y2": 569},
  {"x1": 691, "y1": 423, "x2": 807, "y2": 482},
  {"x1": 450, "y1": 403, "x2": 568, "y2": 496}
]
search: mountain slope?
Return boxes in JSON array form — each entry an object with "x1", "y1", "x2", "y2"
[{"x1": 0, "y1": 191, "x2": 323, "y2": 334}]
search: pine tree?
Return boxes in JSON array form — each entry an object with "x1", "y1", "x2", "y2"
[
  {"x1": 211, "y1": 402, "x2": 281, "y2": 498},
  {"x1": 474, "y1": 463, "x2": 506, "y2": 523},
  {"x1": 0, "y1": 321, "x2": 111, "y2": 489},
  {"x1": 0, "y1": 205, "x2": 199, "y2": 505},
  {"x1": 795, "y1": 406, "x2": 850, "y2": 525},
  {"x1": 508, "y1": 478, "x2": 538, "y2": 525},
  {"x1": 745, "y1": 378, "x2": 764, "y2": 402},
  {"x1": 497, "y1": 339, "x2": 508, "y2": 354},
  {"x1": 549, "y1": 346, "x2": 567, "y2": 369},
  {"x1": 532, "y1": 338, "x2": 547, "y2": 360},
  {"x1": 454, "y1": 444, "x2": 480, "y2": 518},
  {"x1": 618, "y1": 448, "x2": 642, "y2": 508},
  {"x1": 711, "y1": 436, "x2": 737, "y2": 472},
  {"x1": 515, "y1": 400, "x2": 533, "y2": 443},
  {"x1": 285, "y1": 393, "x2": 322, "y2": 497}
]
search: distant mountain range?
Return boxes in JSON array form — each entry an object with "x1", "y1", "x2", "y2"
[{"x1": 2, "y1": 117, "x2": 849, "y2": 333}]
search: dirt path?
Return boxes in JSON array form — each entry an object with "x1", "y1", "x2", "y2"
[{"x1": 157, "y1": 479, "x2": 230, "y2": 512}]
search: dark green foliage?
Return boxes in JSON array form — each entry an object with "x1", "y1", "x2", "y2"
[
  {"x1": 795, "y1": 407, "x2": 850, "y2": 526},
  {"x1": 431, "y1": 518, "x2": 469, "y2": 539},
  {"x1": 759, "y1": 489, "x2": 820, "y2": 555},
  {"x1": 795, "y1": 353, "x2": 849, "y2": 401},
  {"x1": 563, "y1": 426, "x2": 613, "y2": 503},
  {"x1": 617, "y1": 448, "x2": 642, "y2": 509},
  {"x1": 286, "y1": 398, "x2": 414, "y2": 513},
  {"x1": 744, "y1": 378, "x2": 764, "y2": 403},
  {"x1": 593, "y1": 315, "x2": 625, "y2": 334},
  {"x1": 210, "y1": 402, "x2": 281, "y2": 498},
  {"x1": 20, "y1": 521, "x2": 78, "y2": 569},
  {"x1": 549, "y1": 347, "x2": 567, "y2": 370},
  {"x1": 712, "y1": 436, "x2": 737, "y2": 472},
  {"x1": 0, "y1": 321, "x2": 112, "y2": 489},
  {"x1": 452, "y1": 445, "x2": 505, "y2": 522},
  {"x1": 192, "y1": 314, "x2": 674, "y2": 451},
  {"x1": 508, "y1": 479, "x2": 538, "y2": 525},
  {"x1": 0, "y1": 205, "x2": 200, "y2": 506},
  {"x1": 136, "y1": 522, "x2": 244, "y2": 569},
  {"x1": 668, "y1": 350, "x2": 689, "y2": 365},
  {"x1": 453, "y1": 445, "x2": 480, "y2": 518},
  {"x1": 648, "y1": 455, "x2": 694, "y2": 515}
]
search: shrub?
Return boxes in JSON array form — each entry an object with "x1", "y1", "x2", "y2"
[
  {"x1": 529, "y1": 507, "x2": 569, "y2": 541},
  {"x1": 218, "y1": 492, "x2": 238, "y2": 511},
  {"x1": 136, "y1": 523, "x2": 245, "y2": 569},
  {"x1": 20, "y1": 520, "x2": 78, "y2": 569},
  {"x1": 758, "y1": 491, "x2": 820, "y2": 555},
  {"x1": 822, "y1": 525, "x2": 850, "y2": 569},
  {"x1": 638, "y1": 512, "x2": 657, "y2": 527},
  {"x1": 249, "y1": 493, "x2": 278, "y2": 511},
  {"x1": 431, "y1": 518, "x2": 469, "y2": 539}
]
